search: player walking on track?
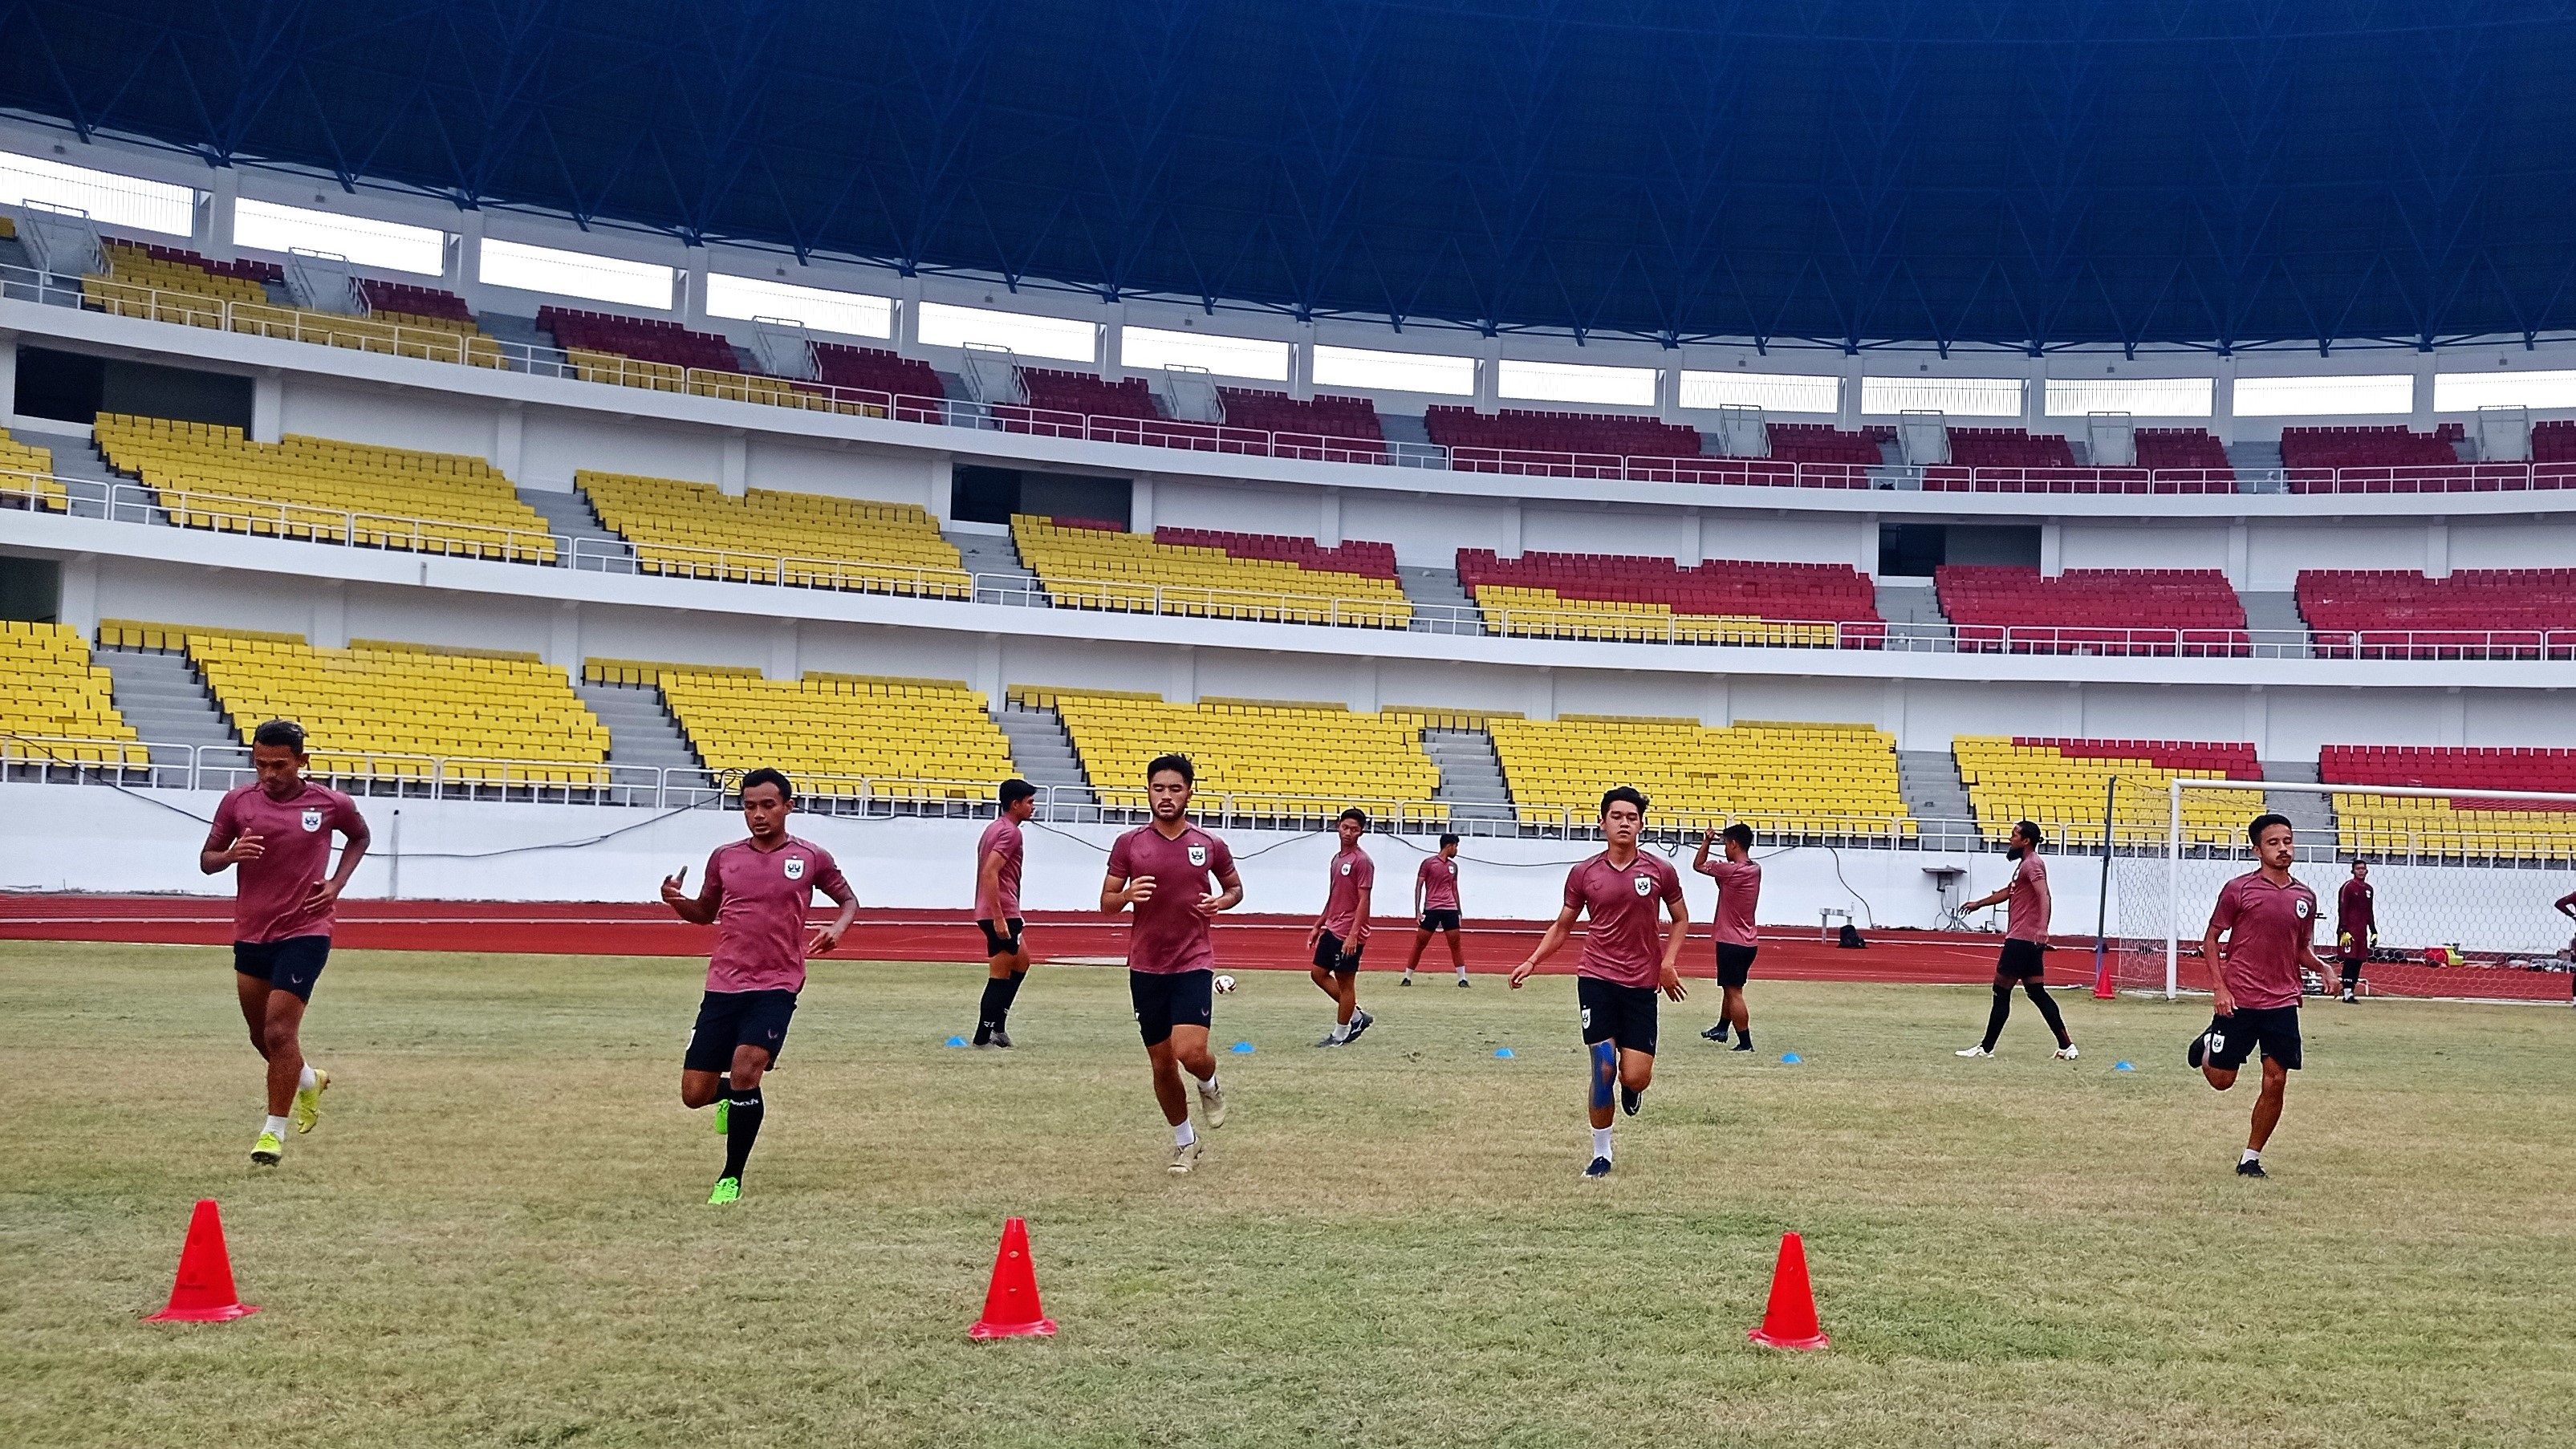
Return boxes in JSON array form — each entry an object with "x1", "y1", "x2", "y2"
[
  {"x1": 2336, "y1": 860, "x2": 2376, "y2": 1003},
  {"x1": 2556, "y1": 889, "x2": 2576, "y2": 1006},
  {"x1": 199, "y1": 719, "x2": 370, "y2": 1167},
  {"x1": 1955, "y1": 820, "x2": 2077, "y2": 1061},
  {"x1": 1694, "y1": 822, "x2": 1761, "y2": 1051},
  {"x1": 2189, "y1": 813, "x2": 2328, "y2": 1178},
  {"x1": 971, "y1": 778, "x2": 1038, "y2": 1048},
  {"x1": 660, "y1": 769, "x2": 857, "y2": 1205},
  {"x1": 1510, "y1": 787, "x2": 1690, "y2": 1179},
  {"x1": 1102, "y1": 754, "x2": 1243, "y2": 1175},
  {"x1": 1306, "y1": 807, "x2": 1375, "y2": 1045},
  {"x1": 1400, "y1": 834, "x2": 1470, "y2": 988}
]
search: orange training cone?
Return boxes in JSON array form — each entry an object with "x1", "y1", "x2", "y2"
[
  {"x1": 2093, "y1": 948, "x2": 2116, "y2": 1000},
  {"x1": 968, "y1": 1216, "x2": 1057, "y2": 1339},
  {"x1": 145, "y1": 1199, "x2": 259, "y2": 1323},
  {"x1": 1746, "y1": 1231, "x2": 1827, "y2": 1351}
]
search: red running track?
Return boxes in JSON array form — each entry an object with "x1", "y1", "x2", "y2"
[{"x1": 0, "y1": 895, "x2": 2019, "y2": 984}]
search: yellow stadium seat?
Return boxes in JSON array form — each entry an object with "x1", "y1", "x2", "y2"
[
  {"x1": 0, "y1": 621, "x2": 148, "y2": 768},
  {"x1": 1952, "y1": 736, "x2": 2249, "y2": 848},
  {"x1": 1489, "y1": 717, "x2": 1912, "y2": 838},
  {"x1": 1011, "y1": 517, "x2": 1412, "y2": 629},
  {"x1": 656, "y1": 672, "x2": 1016, "y2": 801},
  {"x1": 577, "y1": 472, "x2": 970, "y2": 598},
  {"x1": 83, "y1": 242, "x2": 506, "y2": 366},
  {"x1": 0, "y1": 429, "x2": 65, "y2": 512},
  {"x1": 1050, "y1": 689, "x2": 1440, "y2": 822}
]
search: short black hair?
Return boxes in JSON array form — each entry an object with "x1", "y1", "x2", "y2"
[
  {"x1": 1439, "y1": 833, "x2": 1460, "y2": 847},
  {"x1": 2248, "y1": 812, "x2": 2293, "y2": 846},
  {"x1": 1147, "y1": 753, "x2": 1194, "y2": 785},
  {"x1": 251, "y1": 719, "x2": 307, "y2": 752},
  {"x1": 1599, "y1": 785, "x2": 1649, "y2": 817},
  {"x1": 1723, "y1": 822, "x2": 1755, "y2": 850},
  {"x1": 2013, "y1": 819, "x2": 2044, "y2": 847},
  {"x1": 1338, "y1": 807, "x2": 1368, "y2": 826},
  {"x1": 998, "y1": 777, "x2": 1037, "y2": 808},
  {"x1": 739, "y1": 766, "x2": 794, "y2": 802}
]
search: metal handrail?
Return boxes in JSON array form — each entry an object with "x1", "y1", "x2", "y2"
[{"x1": 20, "y1": 260, "x2": 2576, "y2": 497}]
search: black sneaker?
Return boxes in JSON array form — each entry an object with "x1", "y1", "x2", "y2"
[
  {"x1": 1399, "y1": 975, "x2": 1414, "y2": 987},
  {"x1": 989, "y1": 1028, "x2": 1013, "y2": 1049},
  {"x1": 2186, "y1": 1033, "x2": 2208, "y2": 1070},
  {"x1": 1456, "y1": 975, "x2": 1471, "y2": 988},
  {"x1": 1619, "y1": 1084, "x2": 1642, "y2": 1116},
  {"x1": 1343, "y1": 1009, "x2": 1374, "y2": 1044},
  {"x1": 2236, "y1": 1159, "x2": 2268, "y2": 1179},
  {"x1": 1730, "y1": 1039, "x2": 1754, "y2": 1053},
  {"x1": 1581, "y1": 1155, "x2": 1614, "y2": 1179},
  {"x1": 1701, "y1": 1023, "x2": 1729, "y2": 1042}
]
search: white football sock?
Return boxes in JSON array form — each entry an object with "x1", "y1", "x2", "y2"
[
  {"x1": 1591, "y1": 1126, "x2": 1614, "y2": 1160},
  {"x1": 1193, "y1": 1072, "x2": 1217, "y2": 1093},
  {"x1": 2241, "y1": 1147, "x2": 2262, "y2": 1165},
  {"x1": 1175, "y1": 1119, "x2": 1197, "y2": 1148},
  {"x1": 297, "y1": 1064, "x2": 319, "y2": 1091},
  {"x1": 262, "y1": 1114, "x2": 291, "y2": 1138}
]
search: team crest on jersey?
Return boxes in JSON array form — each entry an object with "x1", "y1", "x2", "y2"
[
  {"x1": 1633, "y1": 874, "x2": 1654, "y2": 896},
  {"x1": 299, "y1": 807, "x2": 323, "y2": 833},
  {"x1": 783, "y1": 855, "x2": 806, "y2": 881},
  {"x1": 2294, "y1": 897, "x2": 2310, "y2": 919},
  {"x1": 1188, "y1": 844, "x2": 1209, "y2": 867},
  {"x1": 1339, "y1": 861, "x2": 1352, "y2": 876}
]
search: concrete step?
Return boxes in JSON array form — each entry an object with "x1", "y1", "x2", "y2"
[
  {"x1": 945, "y1": 528, "x2": 1040, "y2": 603},
  {"x1": 2261, "y1": 757, "x2": 2338, "y2": 842},
  {"x1": 574, "y1": 682, "x2": 714, "y2": 789},
  {"x1": 1424, "y1": 727, "x2": 1514, "y2": 821},
  {"x1": 1399, "y1": 565, "x2": 1481, "y2": 635},
  {"x1": 2240, "y1": 590, "x2": 2311, "y2": 657},
  {"x1": 997, "y1": 704, "x2": 1096, "y2": 806},
  {"x1": 11, "y1": 425, "x2": 169, "y2": 523},
  {"x1": 98, "y1": 647, "x2": 238, "y2": 763},
  {"x1": 519, "y1": 486, "x2": 628, "y2": 571},
  {"x1": 1898, "y1": 749, "x2": 1974, "y2": 831}
]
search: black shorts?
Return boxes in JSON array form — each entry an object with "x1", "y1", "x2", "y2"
[
  {"x1": 1419, "y1": 908, "x2": 1461, "y2": 933},
  {"x1": 1313, "y1": 931, "x2": 1363, "y2": 973},
  {"x1": 977, "y1": 917, "x2": 1026, "y2": 957},
  {"x1": 1577, "y1": 976, "x2": 1659, "y2": 1057},
  {"x1": 234, "y1": 936, "x2": 331, "y2": 1001},
  {"x1": 1714, "y1": 940, "x2": 1758, "y2": 989},
  {"x1": 2202, "y1": 1005, "x2": 2302, "y2": 1072},
  {"x1": 1997, "y1": 938, "x2": 2047, "y2": 979},
  {"x1": 1131, "y1": 968, "x2": 1215, "y2": 1047},
  {"x1": 685, "y1": 989, "x2": 799, "y2": 1073}
]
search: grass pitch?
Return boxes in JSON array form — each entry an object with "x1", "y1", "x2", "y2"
[{"x1": 6, "y1": 940, "x2": 2574, "y2": 1448}]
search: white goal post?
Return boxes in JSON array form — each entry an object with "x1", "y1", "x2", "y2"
[{"x1": 2111, "y1": 777, "x2": 2576, "y2": 1002}]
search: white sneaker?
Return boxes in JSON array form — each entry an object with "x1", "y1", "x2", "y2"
[
  {"x1": 1956, "y1": 1045, "x2": 1993, "y2": 1058},
  {"x1": 1197, "y1": 1077, "x2": 1226, "y2": 1130},
  {"x1": 1168, "y1": 1138, "x2": 1202, "y2": 1175},
  {"x1": 2053, "y1": 1045, "x2": 2080, "y2": 1061}
]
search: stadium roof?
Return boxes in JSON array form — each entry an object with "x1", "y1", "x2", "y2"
[{"x1": 7, "y1": 0, "x2": 2576, "y2": 353}]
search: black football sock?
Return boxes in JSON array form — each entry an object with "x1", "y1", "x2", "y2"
[
  {"x1": 2340, "y1": 963, "x2": 2360, "y2": 994},
  {"x1": 993, "y1": 969, "x2": 1026, "y2": 1029},
  {"x1": 1734, "y1": 1028, "x2": 1753, "y2": 1051},
  {"x1": 977, "y1": 976, "x2": 1008, "y2": 1031},
  {"x1": 721, "y1": 1086, "x2": 764, "y2": 1181},
  {"x1": 2024, "y1": 981, "x2": 2070, "y2": 1048},
  {"x1": 1982, "y1": 984, "x2": 2013, "y2": 1050}
]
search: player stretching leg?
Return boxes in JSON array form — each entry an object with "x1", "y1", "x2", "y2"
[
  {"x1": 1510, "y1": 787, "x2": 1689, "y2": 1179},
  {"x1": 1694, "y1": 822, "x2": 1761, "y2": 1051},
  {"x1": 971, "y1": 779, "x2": 1038, "y2": 1047},
  {"x1": 1401, "y1": 834, "x2": 1470, "y2": 987},
  {"x1": 2188, "y1": 813, "x2": 2326, "y2": 1178},
  {"x1": 1955, "y1": 821, "x2": 2076, "y2": 1061},
  {"x1": 200, "y1": 720, "x2": 370, "y2": 1167},
  {"x1": 1306, "y1": 807, "x2": 1375, "y2": 1045},
  {"x1": 660, "y1": 769, "x2": 857, "y2": 1205},
  {"x1": 2335, "y1": 859, "x2": 2376, "y2": 1003},
  {"x1": 1103, "y1": 755, "x2": 1244, "y2": 1175}
]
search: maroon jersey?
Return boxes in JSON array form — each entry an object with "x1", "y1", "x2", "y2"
[
  {"x1": 976, "y1": 816, "x2": 1025, "y2": 920},
  {"x1": 2005, "y1": 853, "x2": 2052, "y2": 943},
  {"x1": 701, "y1": 836, "x2": 850, "y2": 994},
  {"x1": 1562, "y1": 850, "x2": 1684, "y2": 988},
  {"x1": 1417, "y1": 854, "x2": 1461, "y2": 911},
  {"x1": 2209, "y1": 869, "x2": 2318, "y2": 1011},
  {"x1": 1696, "y1": 856, "x2": 1761, "y2": 948},
  {"x1": 205, "y1": 781, "x2": 364, "y2": 944},
  {"x1": 1322, "y1": 844, "x2": 1375, "y2": 936},
  {"x1": 2336, "y1": 879, "x2": 2375, "y2": 956},
  {"x1": 1106, "y1": 822, "x2": 1236, "y2": 975}
]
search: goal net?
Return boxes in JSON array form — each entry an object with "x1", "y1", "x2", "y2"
[{"x1": 2109, "y1": 778, "x2": 2576, "y2": 1002}]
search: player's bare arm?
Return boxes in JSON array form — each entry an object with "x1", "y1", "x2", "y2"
[
  {"x1": 1510, "y1": 904, "x2": 1582, "y2": 987},
  {"x1": 301, "y1": 812, "x2": 372, "y2": 915},
  {"x1": 977, "y1": 850, "x2": 1005, "y2": 915},
  {"x1": 807, "y1": 879, "x2": 859, "y2": 956},
  {"x1": 1194, "y1": 866, "x2": 1244, "y2": 916},
  {"x1": 661, "y1": 865, "x2": 721, "y2": 924},
  {"x1": 1352, "y1": 881, "x2": 1372, "y2": 945},
  {"x1": 1656, "y1": 891, "x2": 1692, "y2": 1001},
  {"x1": 1102, "y1": 871, "x2": 1156, "y2": 911},
  {"x1": 2201, "y1": 915, "x2": 2234, "y2": 1015},
  {"x1": 200, "y1": 828, "x2": 265, "y2": 875}
]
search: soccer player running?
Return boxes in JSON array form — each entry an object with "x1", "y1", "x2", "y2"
[
  {"x1": 1694, "y1": 822, "x2": 1761, "y2": 1052},
  {"x1": 971, "y1": 778, "x2": 1038, "y2": 1048},
  {"x1": 2335, "y1": 859, "x2": 2376, "y2": 1003},
  {"x1": 199, "y1": 719, "x2": 370, "y2": 1167},
  {"x1": 1509, "y1": 786, "x2": 1690, "y2": 1179},
  {"x1": 1306, "y1": 807, "x2": 1376, "y2": 1046},
  {"x1": 660, "y1": 768, "x2": 857, "y2": 1205},
  {"x1": 1102, "y1": 754, "x2": 1244, "y2": 1175},
  {"x1": 1400, "y1": 833, "x2": 1471, "y2": 988},
  {"x1": 2189, "y1": 813, "x2": 2329, "y2": 1179},
  {"x1": 1955, "y1": 820, "x2": 2078, "y2": 1060}
]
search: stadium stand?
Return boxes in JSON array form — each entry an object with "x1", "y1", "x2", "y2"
[
  {"x1": 2296, "y1": 569, "x2": 2576, "y2": 659},
  {"x1": 94, "y1": 415, "x2": 558, "y2": 562},
  {"x1": 177, "y1": 630, "x2": 608, "y2": 783},
  {"x1": 2320, "y1": 745, "x2": 2576, "y2": 859},
  {"x1": 657, "y1": 672, "x2": 1016, "y2": 799},
  {"x1": 2534, "y1": 419, "x2": 2576, "y2": 463},
  {"x1": 2135, "y1": 427, "x2": 2237, "y2": 485},
  {"x1": 1153, "y1": 527, "x2": 1397, "y2": 578},
  {"x1": 357, "y1": 278, "x2": 474, "y2": 323},
  {"x1": 2279, "y1": 424, "x2": 2489, "y2": 492},
  {"x1": 1020, "y1": 368, "x2": 1158, "y2": 420},
  {"x1": 84, "y1": 242, "x2": 502, "y2": 364},
  {"x1": 1488, "y1": 716, "x2": 1912, "y2": 837},
  {"x1": 1948, "y1": 428, "x2": 2078, "y2": 469},
  {"x1": 1011, "y1": 516, "x2": 1412, "y2": 627},
  {"x1": 1026, "y1": 686, "x2": 1440, "y2": 820},
  {"x1": 1213, "y1": 388, "x2": 1386, "y2": 459},
  {"x1": 1424, "y1": 406, "x2": 1701, "y2": 474},
  {"x1": 575, "y1": 471, "x2": 969, "y2": 595},
  {"x1": 0, "y1": 620, "x2": 146, "y2": 767},
  {"x1": 0, "y1": 430, "x2": 64, "y2": 511},
  {"x1": 1742, "y1": 423, "x2": 1885, "y2": 487},
  {"x1": 1935, "y1": 566, "x2": 2249, "y2": 655},
  {"x1": 1456, "y1": 550, "x2": 1883, "y2": 645},
  {"x1": 812, "y1": 343, "x2": 947, "y2": 406},
  {"x1": 539, "y1": 306, "x2": 837, "y2": 408},
  {"x1": 1952, "y1": 735, "x2": 2261, "y2": 846}
]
